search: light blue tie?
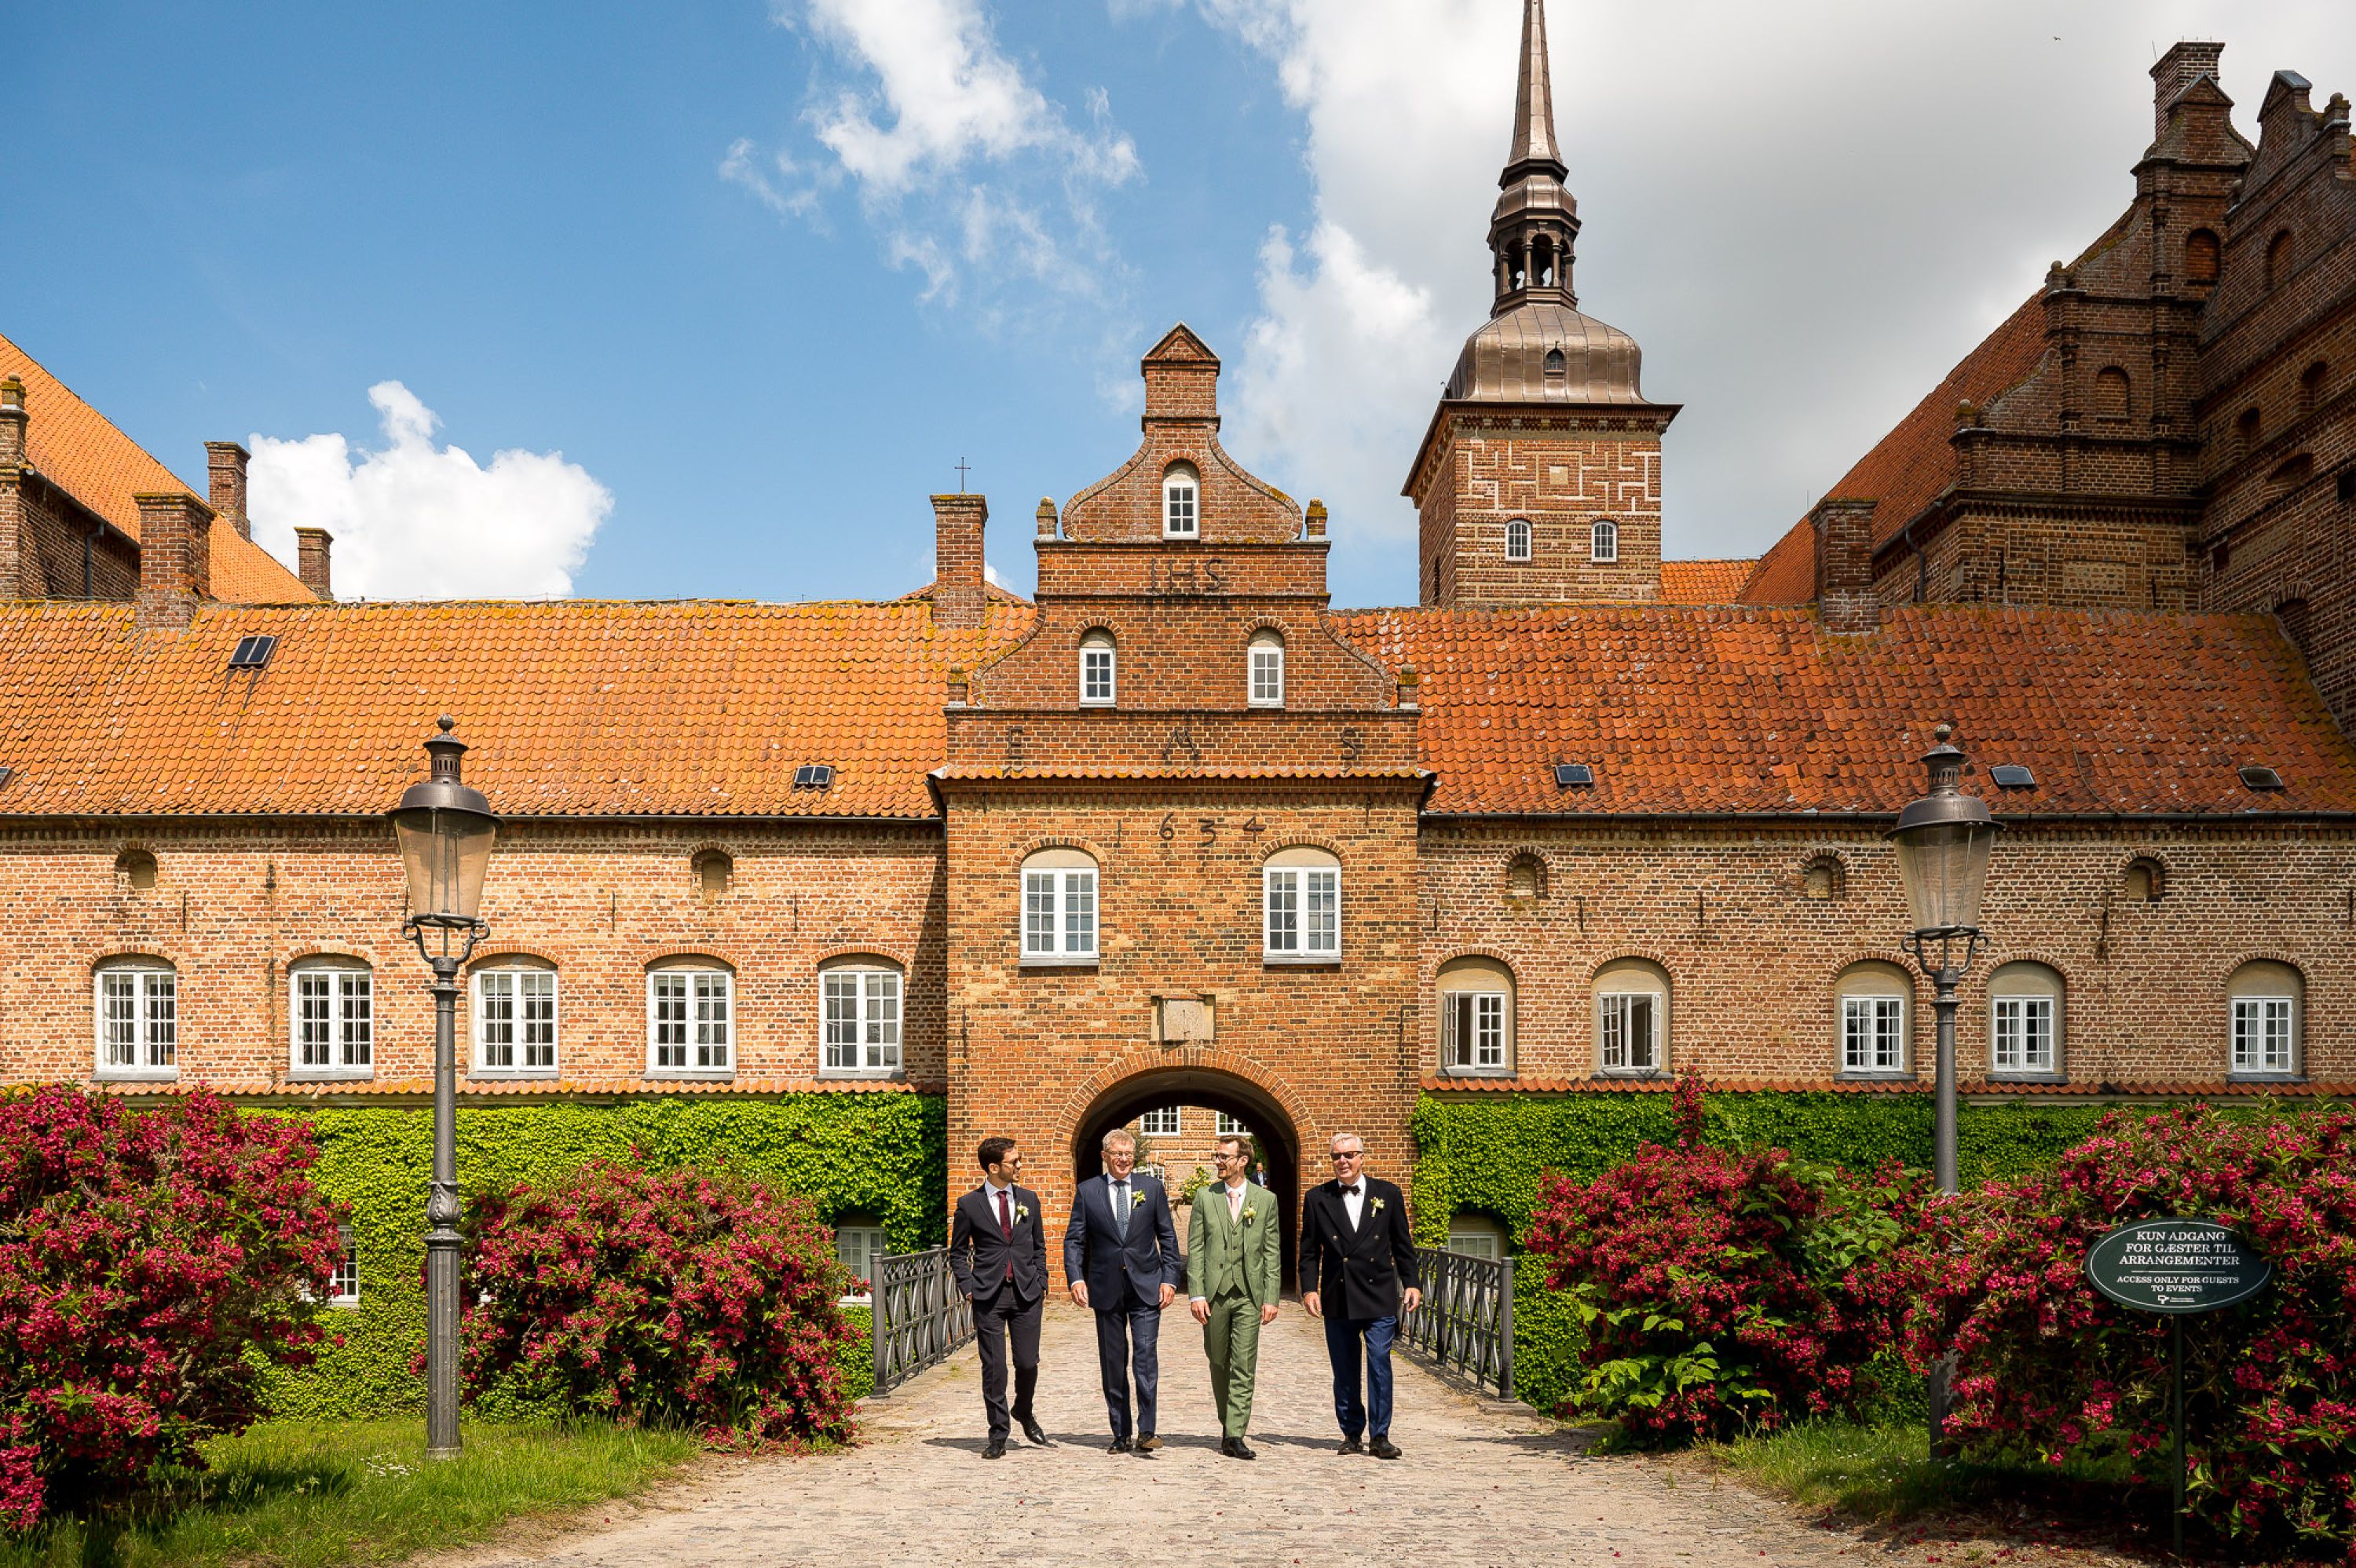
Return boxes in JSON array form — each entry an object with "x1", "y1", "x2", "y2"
[{"x1": 1112, "y1": 1178, "x2": 1129, "y2": 1238}]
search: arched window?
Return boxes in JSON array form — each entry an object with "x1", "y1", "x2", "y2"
[
  {"x1": 2237, "y1": 407, "x2": 2262, "y2": 457},
  {"x1": 1247, "y1": 631, "x2": 1285, "y2": 708},
  {"x1": 2124, "y1": 857, "x2": 2166, "y2": 903},
  {"x1": 93, "y1": 956, "x2": 177, "y2": 1080},
  {"x1": 2301, "y1": 361, "x2": 2328, "y2": 415},
  {"x1": 1506, "y1": 852, "x2": 1546, "y2": 901},
  {"x1": 1590, "y1": 519, "x2": 1619, "y2": 564},
  {"x1": 1835, "y1": 961, "x2": 1911, "y2": 1077},
  {"x1": 2093, "y1": 367, "x2": 2131, "y2": 421},
  {"x1": 693, "y1": 849, "x2": 733, "y2": 905},
  {"x1": 1505, "y1": 518, "x2": 1532, "y2": 562},
  {"x1": 1542, "y1": 348, "x2": 1567, "y2": 378},
  {"x1": 1988, "y1": 961, "x2": 2064, "y2": 1078},
  {"x1": 646, "y1": 958, "x2": 732, "y2": 1076},
  {"x1": 1439, "y1": 956, "x2": 1515, "y2": 1075},
  {"x1": 821, "y1": 956, "x2": 902, "y2": 1078},
  {"x1": 2227, "y1": 959, "x2": 2302, "y2": 1078},
  {"x1": 1446, "y1": 1212, "x2": 1509, "y2": 1260},
  {"x1": 1593, "y1": 958, "x2": 1667, "y2": 1076},
  {"x1": 474, "y1": 956, "x2": 558, "y2": 1078},
  {"x1": 2185, "y1": 228, "x2": 2221, "y2": 284},
  {"x1": 1022, "y1": 848, "x2": 1099, "y2": 962},
  {"x1": 115, "y1": 848, "x2": 158, "y2": 893},
  {"x1": 1079, "y1": 630, "x2": 1116, "y2": 707},
  {"x1": 1264, "y1": 846, "x2": 1341, "y2": 962},
  {"x1": 290, "y1": 955, "x2": 373, "y2": 1080},
  {"x1": 2266, "y1": 229, "x2": 2294, "y2": 291},
  {"x1": 833, "y1": 1210, "x2": 887, "y2": 1303},
  {"x1": 1162, "y1": 462, "x2": 1199, "y2": 539},
  {"x1": 1800, "y1": 854, "x2": 1846, "y2": 901}
]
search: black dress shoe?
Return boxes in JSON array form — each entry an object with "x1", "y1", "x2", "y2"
[
  {"x1": 1019, "y1": 1416, "x2": 1052, "y2": 1446},
  {"x1": 1220, "y1": 1436, "x2": 1257, "y2": 1460},
  {"x1": 1337, "y1": 1435, "x2": 1363, "y2": 1455},
  {"x1": 1369, "y1": 1436, "x2": 1403, "y2": 1460},
  {"x1": 982, "y1": 1438, "x2": 1007, "y2": 1460},
  {"x1": 1107, "y1": 1436, "x2": 1131, "y2": 1453}
]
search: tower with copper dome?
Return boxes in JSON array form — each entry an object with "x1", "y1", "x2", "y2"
[{"x1": 1404, "y1": 0, "x2": 1677, "y2": 607}]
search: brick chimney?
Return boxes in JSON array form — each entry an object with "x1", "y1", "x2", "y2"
[
  {"x1": 2152, "y1": 42, "x2": 2226, "y2": 137},
  {"x1": 294, "y1": 526, "x2": 334, "y2": 600},
  {"x1": 205, "y1": 441, "x2": 251, "y2": 540},
  {"x1": 0, "y1": 378, "x2": 25, "y2": 468},
  {"x1": 134, "y1": 492, "x2": 213, "y2": 630},
  {"x1": 931, "y1": 493, "x2": 987, "y2": 630},
  {"x1": 1140, "y1": 325, "x2": 1220, "y2": 425},
  {"x1": 1811, "y1": 497, "x2": 1880, "y2": 634},
  {"x1": 0, "y1": 378, "x2": 32, "y2": 600}
]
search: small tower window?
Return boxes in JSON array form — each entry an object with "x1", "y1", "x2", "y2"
[
  {"x1": 2266, "y1": 230, "x2": 2294, "y2": 291},
  {"x1": 1162, "y1": 462, "x2": 1199, "y2": 539},
  {"x1": 2124, "y1": 857, "x2": 2165, "y2": 904},
  {"x1": 1080, "y1": 630, "x2": 1116, "y2": 707},
  {"x1": 2301, "y1": 362, "x2": 2327, "y2": 415},
  {"x1": 1505, "y1": 519, "x2": 1531, "y2": 562},
  {"x1": 1590, "y1": 519, "x2": 1619, "y2": 564},
  {"x1": 2185, "y1": 228, "x2": 2221, "y2": 285},
  {"x1": 2093, "y1": 367, "x2": 2130, "y2": 422},
  {"x1": 1542, "y1": 348, "x2": 1566, "y2": 378},
  {"x1": 1247, "y1": 631, "x2": 1285, "y2": 708},
  {"x1": 2237, "y1": 408, "x2": 2262, "y2": 457}
]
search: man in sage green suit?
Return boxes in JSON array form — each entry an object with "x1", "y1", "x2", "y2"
[{"x1": 1187, "y1": 1133, "x2": 1285, "y2": 1459}]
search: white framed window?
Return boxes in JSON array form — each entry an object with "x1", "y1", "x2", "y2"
[
  {"x1": 2227, "y1": 960, "x2": 2302, "y2": 1077},
  {"x1": 1080, "y1": 630, "x2": 1116, "y2": 707},
  {"x1": 93, "y1": 960, "x2": 177, "y2": 1080},
  {"x1": 647, "y1": 964, "x2": 734, "y2": 1076},
  {"x1": 835, "y1": 1221, "x2": 886, "y2": 1303},
  {"x1": 1263, "y1": 847, "x2": 1341, "y2": 962},
  {"x1": 1835, "y1": 961, "x2": 1911, "y2": 1076},
  {"x1": 1590, "y1": 519, "x2": 1619, "y2": 563},
  {"x1": 1593, "y1": 959, "x2": 1667, "y2": 1076},
  {"x1": 1446, "y1": 1214, "x2": 1507, "y2": 1261},
  {"x1": 474, "y1": 964, "x2": 558, "y2": 1077},
  {"x1": 1216, "y1": 1110, "x2": 1249, "y2": 1136},
  {"x1": 1248, "y1": 633, "x2": 1285, "y2": 708},
  {"x1": 1140, "y1": 1106, "x2": 1181, "y2": 1138},
  {"x1": 1988, "y1": 962, "x2": 2064, "y2": 1078},
  {"x1": 1439, "y1": 956, "x2": 1516, "y2": 1075},
  {"x1": 329, "y1": 1225, "x2": 360, "y2": 1307},
  {"x1": 1020, "y1": 850, "x2": 1099, "y2": 963},
  {"x1": 1163, "y1": 462, "x2": 1199, "y2": 538},
  {"x1": 290, "y1": 958, "x2": 373, "y2": 1079},
  {"x1": 1505, "y1": 518, "x2": 1532, "y2": 562},
  {"x1": 821, "y1": 963, "x2": 902, "y2": 1076}
]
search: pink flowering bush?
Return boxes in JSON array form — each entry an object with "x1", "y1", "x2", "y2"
[
  {"x1": 1910, "y1": 1106, "x2": 2356, "y2": 1555},
  {"x1": 1524, "y1": 1074, "x2": 1929, "y2": 1442},
  {"x1": 0, "y1": 1087, "x2": 345, "y2": 1532},
  {"x1": 458, "y1": 1160, "x2": 858, "y2": 1447}
]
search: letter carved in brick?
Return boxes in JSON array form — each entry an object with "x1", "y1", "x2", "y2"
[{"x1": 1162, "y1": 726, "x2": 1201, "y2": 764}]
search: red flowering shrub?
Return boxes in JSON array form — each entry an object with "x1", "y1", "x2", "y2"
[
  {"x1": 1911, "y1": 1106, "x2": 2356, "y2": 1555},
  {"x1": 459, "y1": 1160, "x2": 858, "y2": 1447},
  {"x1": 0, "y1": 1087, "x2": 345, "y2": 1531},
  {"x1": 1525, "y1": 1074, "x2": 1928, "y2": 1442}
]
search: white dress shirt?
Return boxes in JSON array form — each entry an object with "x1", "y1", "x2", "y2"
[{"x1": 1341, "y1": 1180, "x2": 1366, "y2": 1230}]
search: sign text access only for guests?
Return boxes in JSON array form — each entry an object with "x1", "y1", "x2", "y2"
[{"x1": 2085, "y1": 1217, "x2": 2270, "y2": 1314}]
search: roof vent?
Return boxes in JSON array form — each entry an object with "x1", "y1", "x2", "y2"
[
  {"x1": 2239, "y1": 764, "x2": 2285, "y2": 792},
  {"x1": 793, "y1": 763, "x2": 836, "y2": 791},
  {"x1": 1553, "y1": 762, "x2": 1594, "y2": 789},
  {"x1": 227, "y1": 634, "x2": 279, "y2": 671},
  {"x1": 1989, "y1": 764, "x2": 2036, "y2": 790}
]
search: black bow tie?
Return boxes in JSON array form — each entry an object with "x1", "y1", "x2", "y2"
[{"x1": 1341, "y1": 1185, "x2": 1361, "y2": 1197}]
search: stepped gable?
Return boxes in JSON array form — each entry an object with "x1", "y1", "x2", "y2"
[
  {"x1": 0, "y1": 596, "x2": 1030, "y2": 819},
  {"x1": 0, "y1": 331, "x2": 315, "y2": 603},
  {"x1": 1337, "y1": 601, "x2": 2356, "y2": 817}
]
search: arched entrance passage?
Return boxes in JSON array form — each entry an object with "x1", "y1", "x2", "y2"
[{"x1": 1072, "y1": 1067, "x2": 1303, "y2": 1292}]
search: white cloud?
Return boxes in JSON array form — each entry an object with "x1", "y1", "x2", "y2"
[{"x1": 247, "y1": 382, "x2": 612, "y2": 601}]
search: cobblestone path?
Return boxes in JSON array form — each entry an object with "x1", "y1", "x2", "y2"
[{"x1": 437, "y1": 1304, "x2": 2124, "y2": 1568}]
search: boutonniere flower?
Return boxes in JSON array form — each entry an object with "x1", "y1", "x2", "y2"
[
  {"x1": 1015, "y1": 1204, "x2": 1030, "y2": 1223},
  {"x1": 1131, "y1": 1190, "x2": 1147, "y2": 1208},
  {"x1": 1242, "y1": 1208, "x2": 1257, "y2": 1226},
  {"x1": 1371, "y1": 1197, "x2": 1387, "y2": 1214}
]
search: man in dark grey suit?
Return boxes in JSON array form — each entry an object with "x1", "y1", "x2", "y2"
[
  {"x1": 1063, "y1": 1127, "x2": 1183, "y2": 1455},
  {"x1": 948, "y1": 1136, "x2": 1050, "y2": 1460}
]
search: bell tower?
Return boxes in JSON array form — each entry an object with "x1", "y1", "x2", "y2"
[{"x1": 1404, "y1": 0, "x2": 1677, "y2": 609}]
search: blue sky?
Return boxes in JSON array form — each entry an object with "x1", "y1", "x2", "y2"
[{"x1": 14, "y1": 2, "x2": 2354, "y2": 608}]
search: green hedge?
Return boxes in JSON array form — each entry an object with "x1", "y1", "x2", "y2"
[{"x1": 259, "y1": 1095, "x2": 942, "y2": 1419}]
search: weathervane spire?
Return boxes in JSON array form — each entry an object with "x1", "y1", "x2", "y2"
[{"x1": 1502, "y1": 0, "x2": 1566, "y2": 184}]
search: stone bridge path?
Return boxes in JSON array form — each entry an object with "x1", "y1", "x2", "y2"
[{"x1": 437, "y1": 1303, "x2": 2126, "y2": 1568}]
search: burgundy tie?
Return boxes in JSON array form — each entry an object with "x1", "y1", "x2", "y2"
[{"x1": 997, "y1": 1188, "x2": 1014, "y2": 1279}]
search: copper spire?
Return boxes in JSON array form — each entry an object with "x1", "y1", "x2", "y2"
[{"x1": 1502, "y1": 0, "x2": 1567, "y2": 185}]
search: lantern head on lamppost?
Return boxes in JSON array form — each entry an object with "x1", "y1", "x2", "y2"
[{"x1": 1889, "y1": 724, "x2": 2001, "y2": 981}]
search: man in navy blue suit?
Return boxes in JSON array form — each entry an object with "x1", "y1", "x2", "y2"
[{"x1": 1063, "y1": 1126, "x2": 1183, "y2": 1455}]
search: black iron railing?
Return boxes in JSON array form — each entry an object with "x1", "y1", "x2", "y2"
[
  {"x1": 1399, "y1": 1245, "x2": 1515, "y2": 1400},
  {"x1": 868, "y1": 1246, "x2": 974, "y2": 1397}
]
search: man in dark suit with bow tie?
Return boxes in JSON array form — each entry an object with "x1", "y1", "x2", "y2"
[
  {"x1": 948, "y1": 1135, "x2": 1050, "y2": 1459},
  {"x1": 1301, "y1": 1130, "x2": 1421, "y2": 1458},
  {"x1": 1063, "y1": 1126, "x2": 1183, "y2": 1455}
]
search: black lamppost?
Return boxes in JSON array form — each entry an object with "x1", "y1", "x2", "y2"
[
  {"x1": 1888, "y1": 722, "x2": 1999, "y2": 1449},
  {"x1": 390, "y1": 716, "x2": 499, "y2": 1460}
]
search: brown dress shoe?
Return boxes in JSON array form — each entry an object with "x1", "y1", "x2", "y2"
[{"x1": 1132, "y1": 1434, "x2": 1162, "y2": 1453}]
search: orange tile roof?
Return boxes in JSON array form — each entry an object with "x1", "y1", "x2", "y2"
[
  {"x1": 1739, "y1": 293, "x2": 2049, "y2": 604},
  {"x1": 1333, "y1": 602, "x2": 2356, "y2": 817},
  {"x1": 0, "y1": 597, "x2": 1030, "y2": 819},
  {"x1": 0, "y1": 329, "x2": 316, "y2": 604},
  {"x1": 1658, "y1": 558, "x2": 1754, "y2": 605}
]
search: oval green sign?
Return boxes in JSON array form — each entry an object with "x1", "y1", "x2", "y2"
[{"x1": 2086, "y1": 1218, "x2": 2270, "y2": 1314}]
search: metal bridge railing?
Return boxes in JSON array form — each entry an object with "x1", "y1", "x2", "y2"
[
  {"x1": 868, "y1": 1246, "x2": 974, "y2": 1397},
  {"x1": 1398, "y1": 1245, "x2": 1515, "y2": 1401}
]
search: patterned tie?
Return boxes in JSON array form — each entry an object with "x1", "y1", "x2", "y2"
[
  {"x1": 1112, "y1": 1179, "x2": 1129, "y2": 1238},
  {"x1": 997, "y1": 1187, "x2": 1013, "y2": 1280}
]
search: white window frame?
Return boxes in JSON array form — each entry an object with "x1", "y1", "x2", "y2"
[
  {"x1": 835, "y1": 1223, "x2": 886, "y2": 1304},
  {"x1": 1263, "y1": 862, "x2": 1341, "y2": 963},
  {"x1": 93, "y1": 963, "x2": 177, "y2": 1081},
  {"x1": 1991, "y1": 994, "x2": 2058, "y2": 1077},
  {"x1": 1021, "y1": 864, "x2": 1099, "y2": 963},
  {"x1": 1163, "y1": 466, "x2": 1199, "y2": 539},
  {"x1": 1443, "y1": 990, "x2": 1510, "y2": 1073},
  {"x1": 1505, "y1": 518, "x2": 1532, "y2": 563},
  {"x1": 1590, "y1": 518, "x2": 1619, "y2": 563},
  {"x1": 1080, "y1": 634, "x2": 1116, "y2": 707},
  {"x1": 473, "y1": 966, "x2": 559, "y2": 1079},
  {"x1": 1446, "y1": 1215, "x2": 1506, "y2": 1261},
  {"x1": 290, "y1": 960, "x2": 375, "y2": 1080},
  {"x1": 328, "y1": 1224, "x2": 360, "y2": 1307},
  {"x1": 1248, "y1": 636, "x2": 1285, "y2": 708},
  {"x1": 1140, "y1": 1106, "x2": 1181, "y2": 1138},
  {"x1": 646, "y1": 966, "x2": 734, "y2": 1077},
  {"x1": 1597, "y1": 991, "x2": 1662, "y2": 1075},
  {"x1": 2230, "y1": 995, "x2": 2297, "y2": 1078},
  {"x1": 821, "y1": 966, "x2": 903, "y2": 1077},
  {"x1": 1841, "y1": 993, "x2": 1908, "y2": 1076},
  {"x1": 1216, "y1": 1110, "x2": 1249, "y2": 1137}
]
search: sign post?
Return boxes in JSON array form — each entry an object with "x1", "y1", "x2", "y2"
[{"x1": 2084, "y1": 1217, "x2": 2271, "y2": 1558}]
